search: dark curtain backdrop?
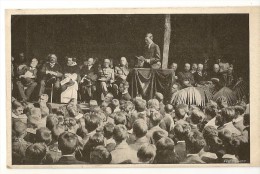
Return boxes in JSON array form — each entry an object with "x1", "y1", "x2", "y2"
[{"x1": 11, "y1": 14, "x2": 249, "y2": 79}]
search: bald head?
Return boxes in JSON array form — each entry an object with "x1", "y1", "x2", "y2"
[{"x1": 213, "y1": 64, "x2": 220, "y2": 73}]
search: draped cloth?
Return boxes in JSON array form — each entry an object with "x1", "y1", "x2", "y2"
[{"x1": 128, "y1": 68, "x2": 175, "y2": 101}]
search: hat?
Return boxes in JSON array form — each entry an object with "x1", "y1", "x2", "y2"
[{"x1": 136, "y1": 56, "x2": 145, "y2": 62}]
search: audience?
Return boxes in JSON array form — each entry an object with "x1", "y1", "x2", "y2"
[{"x1": 11, "y1": 55, "x2": 250, "y2": 165}]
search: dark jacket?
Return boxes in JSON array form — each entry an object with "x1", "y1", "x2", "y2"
[
  {"x1": 144, "y1": 43, "x2": 161, "y2": 65},
  {"x1": 56, "y1": 155, "x2": 86, "y2": 164}
]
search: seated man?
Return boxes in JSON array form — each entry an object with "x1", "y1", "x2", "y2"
[
  {"x1": 39, "y1": 54, "x2": 63, "y2": 99},
  {"x1": 178, "y1": 63, "x2": 195, "y2": 88},
  {"x1": 79, "y1": 57, "x2": 98, "y2": 103},
  {"x1": 114, "y1": 57, "x2": 129, "y2": 88},
  {"x1": 16, "y1": 58, "x2": 38, "y2": 101},
  {"x1": 98, "y1": 59, "x2": 115, "y2": 99},
  {"x1": 60, "y1": 57, "x2": 80, "y2": 103},
  {"x1": 190, "y1": 63, "x2": 198, "y2": 74},
  {"x1": 194, "y1": 64, "x2": 207, "y2": 85}
]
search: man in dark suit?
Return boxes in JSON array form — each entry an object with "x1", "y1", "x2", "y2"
[
  {"x1": 56, "y1": 132, "x2": 85, "y2": 164},
  {"x1": 80, "y1": 57, "x2": 98, "y2": 103},
  {"x1": 143, "y1": 33, "x2": 161, "y2": 69}
]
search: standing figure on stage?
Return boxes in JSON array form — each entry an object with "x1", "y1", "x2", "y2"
[
  {"x1": 143, "y1": 33, "x2": 161, "y2": 69},
  {"x1": 79, "y1": 57, "x2": 98, "y2": 103},
  {"x1": 178, "y1": 63, "x2": 195, "y2": 88},
  {"x1": 60, "y1": 57, "x2": 80, "y2": 103},
  {"x1": 222, "y1": 65, "x2": 236, "y2": 88},
  {"x1": 16, "y1": 58, "x2": 38, "y2": 101},
  {"x1": 39, "y1": 54, "x2": 63, "y2": 98},
  {"x1": 113, "y1": 57, "x2": 129, "y2": 95},
  {"x1": 98, "y1": 59, "x2": 115, "y2": 99}
]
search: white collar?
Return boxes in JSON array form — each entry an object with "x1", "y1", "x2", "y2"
[{"x1": 222, "y1": 154, "x2": 237, "y2": 159}]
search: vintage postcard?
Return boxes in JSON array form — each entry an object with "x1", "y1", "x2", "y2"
[{"x1": 5, "y1": 7, "x2": 260, "y2": 168}]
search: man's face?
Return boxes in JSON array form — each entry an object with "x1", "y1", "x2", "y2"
[
  {"x1": 50, "y1": 55, "x2": 57, "y2": 63},
  {"x1": 228, "y1": 67, "x2": 233, "y2": 74},
  {"x1": 88, "y1": 58, "x2": 94, "y2": 66},
  {"x1": 171, "y1": 63, "x2": 178, "y2": 71},
  {"x1": 39, "y1": 95, "x2": 48, "y2": 103},
  {"x1": 192, "y1": 64, "x2": 198, "y2": 71},
  {"x1": 30, "y1": 58, "x2": 38, "y2": 68},
  {"x1": 14, "y1": 107, "x2": 23, "y2": 116},
  {"x1": 145, "y1": 37, "x2": 152, "y2": 45},
  {"x1": 213, "y1": 64, "x2": 220, "y2": 73},
  {"x1": 67, "y1": 58, "x2": 73, "y2": 66},
  {"x1": 120, "y1": 57, "x2": 127, "y2": 66},
  {"x1": 119, "y1": 84, "x2": 124, "y2": 93},
  {"x1": 184, "y1": 64, "x2": 191, "y2": 72},
  {"x1": 104, "y1": 59, "x2": 110, "y2": 68},
  {"x1": 197, "y1": 64, "x2": 203, "y2": 71},
  {"x1": 171, "y1": 84, "x2": 179, "y2": 93}
]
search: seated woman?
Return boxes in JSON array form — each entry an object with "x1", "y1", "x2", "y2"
[{"x1": 60, "y1": 57, "x2": 80, "y2": 103}]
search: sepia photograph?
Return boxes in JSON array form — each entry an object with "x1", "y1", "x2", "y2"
[{"x1": 5, "y1": 8, "x2": 260, "y2": 168}]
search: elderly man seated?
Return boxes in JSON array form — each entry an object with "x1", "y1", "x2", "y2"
[{"x1": 60, "y1": 57, "x2": 80, "y2": 103}]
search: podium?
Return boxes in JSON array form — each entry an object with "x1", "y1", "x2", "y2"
[{"x1": 128, "y1": 68, "x2": 176, "y2": 101}]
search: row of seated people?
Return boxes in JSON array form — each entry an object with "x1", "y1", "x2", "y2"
[{"x1": 12, "y1": 53, "x2": 237, "y2": 104}]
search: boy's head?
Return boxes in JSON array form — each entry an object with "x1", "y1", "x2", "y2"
[
  {"x1": 190, "y1": 109, "x2": 205, "y2": 125},
  {"x1": 113, "y1": 124, "x2": 128, "y2": 144},
  {"x1": 12, "y1": 120, "x2": 27, "y2": 138},
  {"x1": 156, "y1": 137, "x2": 175, "y2": 151},
  {"x1": 58, "y1": 132, "x2": 79, "y2": 155},
  {"x1": 35, "y1": 127, "x2": 52, "y2": 145},
  {"x1": 103, "y1": 122, "x2": 115, "y2": 139},
  {"x1": 175, "y1": 104, "x2": 188, "y2": 120},
  {"x1": 173, "y1": 123, "x2": 191, "y2": 141},
  {"x1": 147, "y1": 99, "x2": 159, "y2": 110},
  {"x1": 153, "y1": 130, "x2": 168, "y2": 144},
  {"x1": 25, "y1": 143, "x2": 47, "y2": 164},
  {"x1": 137, "y1": 144, "x2": 156, "y2": 163},
  {"x1": 133, "y1": 119, "x2": 148, "y2": 138},
  {"x1": 114, "y1": 112, "x2": 127, "y2": 125},
  {"x1": 154, "y1": 92, "x2": 164, "y2": 103},
  {"x1": 185, "y1": 130, "x2": 206, "y2": 154},
  {"x1": 85, "y1": 114, "x2": 102, "y2": 132},
  {"x1": 90, "y1": 145, "x2": 112, "y2": 164},
  {"x1": 149, "y1": 111, "x2": 162, "y2": 128},
  {"x1": 164, "y1": 104, "x2": 174, "y2": 114},
  {"x1": 134, "y1": 98, "x2": 146, "y2": 112}
]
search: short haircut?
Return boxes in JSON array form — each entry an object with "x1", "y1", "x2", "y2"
[
  {"x1": 112, "y1": 99, "x2": 120, "y2": 108},
  {"x1": 205, "y1": 101, "x2": 218, "y2": 118},
  {"x1": 190, "y1": 109, "x2": 205, "y2": 124},
  {"x1": 164, "y1": 104, "x2": 174, "y2": 114},
  {"x1": 113, "y1": 124, "x2": 128, "y2": 143},
  {"x1": 35, "y1": 127, "x2": 52, "y2": 145},
  {"x1": 103, "y1": 122, "x2": 115, "y2": 139},
  {"x1": 234, "y1": 105, "x2": 245, "y2": 115},
  {"x1": 156, "y1": 137, "x2": 175, "y2": 151},
  {"x1": 12, "y1": 120, "x2": 27, "y2": 138},
  {"x1": 58, "y1": 132, "x2": 79, "y2": 155},
  {"x1": 25, "y1": 143, "x2": 47, "y2": 164},
  {"x1": 147, "y1": 99, "x2": 160, "y2": 110},
  {"x1": 90, "y1": 145, "x2": 112, "y2": 164},
  {"x1": 154, "y1": 92, "x2": 164, "y2": 102},
  {"x1": 134, "y1": 98, "x2": 147, "y2": 112},
  {"x1": 220, "y1": 107, "x2": 236, "y2": 123},
  {"x1": 185, "y1": 130, "x2": 206, "y2": 154},
  {"x1": 120, "y1": 81, "x2": 129, "y2": 88},
  {"x1": 173, "y1": 123, "x2": 191, "y2": 141},
  {"x1": 12, "y1": 101, "x2": 24, "y2": 110},
  {"x1": 153, "y1": 130, "x2": 168, "y2": 143},
  {"x1": 225, "y1": 136, "x2": 240, "y2": 155},
  {"x1": 114, "y1": 112, "x2": 126, "y2": 125},
  {"x1": 202, "y1": 125, "x2": 219, "y2": 143},
  {"x1": 175, "y1": 104, "x2": 188, "y2": 120},
  {"x1": 150, "y1": 112, "x2": 162, "y2": 126},
  {"x1": 85, "y1": 114, "x2": 102, "y2": 132},
  {"x1": 46, "y1": 114, "x2": 58, "y2": 131},
  {"x1": 133, "y1": 119, "x2": 148, "y2": 138},
  {"x1": 137, "y1": 144, "x2": 156, "y2": 163},
  {"x1": 51, "y1": 124, "x2": 65, "y2": 142},
  {"x1": 154, "y1": 150, "x2": 180, "y2": 164}
]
